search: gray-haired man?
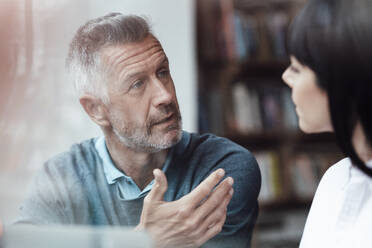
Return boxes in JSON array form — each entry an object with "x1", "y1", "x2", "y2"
[{"x1": 13, "y1": 13, "x2": 261, "y2": 248}]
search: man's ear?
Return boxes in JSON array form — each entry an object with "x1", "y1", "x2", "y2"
[{"x1": 79, "y1": 95, "x2": 110, "y2": 127}]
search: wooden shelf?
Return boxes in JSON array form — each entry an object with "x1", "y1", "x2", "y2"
[
  {"x1": 199, "y1": 60, "x2": 289, "y2": 87},
  {"x1": 225, "y1": 131, "x2": 337, "y2": 148},
  {"x1": 234, "y1": 0, "x2": 298, "y2": 10},
  {"x1": 236, "y1": 61, "x2": 289, "y2": 81},
  {"x1": 259, "y1": 198, "x2": 312, "y2": 212},
  {"x1": 200, "y1": 59, "x2": 288, "y2": 72}
]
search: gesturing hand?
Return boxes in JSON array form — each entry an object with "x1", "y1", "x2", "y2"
[{"x1": 136, "y1": 168, "x2": 234, "y2": 248}]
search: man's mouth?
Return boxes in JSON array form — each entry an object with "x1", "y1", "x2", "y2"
[{"x1": 153, "y1": 113, "x2": 176, "y2": 126}]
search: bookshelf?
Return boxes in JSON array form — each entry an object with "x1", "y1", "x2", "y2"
[{"x1": 196, "y1": 0, "x2": 343, "y2": 247}]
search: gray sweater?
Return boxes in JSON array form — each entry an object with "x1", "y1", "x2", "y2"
[{"x1": 16, "y1": 132, "x2": 261, "y2": 247}]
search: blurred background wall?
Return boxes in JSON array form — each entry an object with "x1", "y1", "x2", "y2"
[{"x1": 0, "y1": 0, "x2": 196, "y2": 223}]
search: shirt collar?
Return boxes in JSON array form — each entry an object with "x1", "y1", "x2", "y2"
[
  {"x1": 95, "y1": 136, "x2": 173, "y2": 185},
  {"x1": 95, "y1": 136, "x2": 126, "y2": 184}
]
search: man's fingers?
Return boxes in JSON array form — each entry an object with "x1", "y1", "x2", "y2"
[
  {"x1": 181, "y1": 168, "x2": 225, "y2": 208},
  {"x1": 145, "y1": 169, "x2": 168, "y2": 202},
  {"x1": 193, "y1": 192, "x2": 232, "y2": 246},
  {"x1": 193, "y1": 177, "x2": 233, "y2": 220},
  {"x1": 192, "y1": 193, "x2": 232, "y2": 246},
  {"x1": 196, "y1": 214, "x2": 226, "y2": 246}
]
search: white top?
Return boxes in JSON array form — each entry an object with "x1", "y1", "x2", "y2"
[{"x1": 300, "y1": 158, "x2": 372, "y2": 248}]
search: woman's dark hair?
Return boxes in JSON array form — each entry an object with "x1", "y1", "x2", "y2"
[{"x1": 288, "y1": 0, "x2": 372, "y2": 177}]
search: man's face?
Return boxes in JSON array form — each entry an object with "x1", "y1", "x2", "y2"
[{"x1": 101, "y1": 35, "x2": 182, "y2": 152}]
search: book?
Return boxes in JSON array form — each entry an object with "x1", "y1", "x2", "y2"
[
  {"x1": 265, "y1": 11, "x2": 289, "y2": 60},
  {"x1": 257, "y1": 86, "x2": 284, "y2": 130},
  {"x1": 232, "y1": 82, "x2": 262, "y2": 133},
  {"x1": 281, "y1": 87, "x2": 299, "y2": 130},
  {"x1": 219, "y1": 0, "x2": 237, "y2": 60},
  {"x1": 289, "y1": 152, "x2": 341, "y2": 200},
  {"x1": 255, "y1": 151, "x2": 281, "y2": 203}
]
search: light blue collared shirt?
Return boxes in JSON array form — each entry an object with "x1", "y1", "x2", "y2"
[{"x1": 94, "y1": 136, "x2": 172, "y2": 200}]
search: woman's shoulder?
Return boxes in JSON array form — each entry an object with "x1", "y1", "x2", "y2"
[
  {"x1": 317, "y1": 157, "x2": 351, "y2": 190},
  {"x1": 323, "y1": 157, "x2": 351, "y2": 179}
]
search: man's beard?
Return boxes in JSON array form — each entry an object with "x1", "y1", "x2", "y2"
[{"x1": 111, "y1": 103, "x2": 182, "y2": 153}]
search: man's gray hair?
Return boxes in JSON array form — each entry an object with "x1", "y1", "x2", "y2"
[{"x1": 66, "y1": 12, "x2": 152, "y2": 102}]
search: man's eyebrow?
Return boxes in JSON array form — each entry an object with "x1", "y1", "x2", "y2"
[
  {"x1": 159, "y1": 57, "x2": 169, "y2": 66},
  {"x1": 119, "y1": 56, "x2": 169, "y2": 84},
  {"x1": 121, "y1": 71, "x2": 144, "y2": 84}
]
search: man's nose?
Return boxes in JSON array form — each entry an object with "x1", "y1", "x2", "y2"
[{"x1": 151, "y1": 78, "x2": 174, "y2": 107}]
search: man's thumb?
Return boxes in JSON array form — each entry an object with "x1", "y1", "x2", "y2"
[{"x1": 146, "y1": 169, "x2": 168, "y2": 202}]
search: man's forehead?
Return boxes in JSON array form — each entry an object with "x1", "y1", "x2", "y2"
[{"x1": 101, "y1": 36, "x2": 165, "y2": 67}]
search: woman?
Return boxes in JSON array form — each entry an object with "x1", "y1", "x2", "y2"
[{"x1": 282, "y1": 0, "x2": 372, "y2": 247}]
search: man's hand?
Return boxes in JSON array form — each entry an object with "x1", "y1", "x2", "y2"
[{"x1": 136, "y1": 168, "x2": 234, "y2": 248}]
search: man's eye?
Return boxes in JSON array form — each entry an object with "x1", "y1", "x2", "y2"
[
  {"x1": 131, "y1": 80, "x2": 144, "y2": 90},
  {"x1": 158, "y1": 70, "x2": 169, "y2": 78}
]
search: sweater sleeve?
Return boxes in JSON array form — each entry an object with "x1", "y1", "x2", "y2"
[
  {"x1": 202, "y1": 145, "x2": 261, "y2": 248},
  {"x1": 14, "y1": 162, "x2": 72, "y2": 225}
]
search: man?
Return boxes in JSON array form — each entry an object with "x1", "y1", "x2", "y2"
[{"x1": 13, "y1": 13, "x2": 261, "y2": 247}]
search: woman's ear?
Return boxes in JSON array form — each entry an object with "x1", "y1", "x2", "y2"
[{"x1": 79, "y1": 95, "x2": 110, "y2": 127}]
